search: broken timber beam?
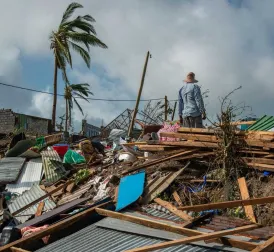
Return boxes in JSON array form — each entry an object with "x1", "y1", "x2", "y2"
[
  {"x1": 35, "y1": 202, "x2": 45, "y2": 217},
  {"x1": 122, "y1": 150, "x2": 196, "y2": 175},
  {"x1": 178, "y1": 196, "x2": 274, "y2": 212},
  {"x1": 154, "y1": 198, "x2": 193, "y2": 221},
  {"x1": 95, "y1": 208, "x2": 258, "y2": 251},
  {"x1": 246, "y1": 162, "x2": 274, "y2": 172},
  {"x1": 159, "y1": 141, "x2": 218, "y2": 148},
  {"x1": 10, "y1": 248, "x2": 30, "y2": 252},
  {"x1": 238, "y1": 177, "x2": 256, "y2": 223},
  {"x1": 160, "y1": 132, "x2": 219, "y2": 142},
  {"x1": 251, "y1": 236, "x2": 274, "y2": 252},
  {"x1": 172, "y1": 191, "x2": 183, "y2": 206},
  {"x1": 0, "y1": 201, "x2": 112, "y2": 252},
  {"x1": 244, "y1": 158, "x2": 274, "y2": 165},
  {"x1": 125, "y1": 224, "x2": 259, "y2": 252}
]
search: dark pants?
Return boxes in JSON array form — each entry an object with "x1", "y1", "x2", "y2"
[{"x1": 182, "y1": 115, "x2": 203, "y2": 128}]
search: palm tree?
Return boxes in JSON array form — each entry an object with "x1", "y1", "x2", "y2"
[
  {"x1": 50, "y1": 2, "x2": 107, "y2": 130},
  {"x1": 64, "y1": 83, "x2": 93, "y2": 132}
]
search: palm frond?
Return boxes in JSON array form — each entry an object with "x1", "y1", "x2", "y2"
[
  {"x1": 73, "y1": 97, "x2": 84, "y2": 115},
  {"x1": 82, "y1": 14, "x2": 96, "y2": 22},
  {"x1": 53, "y1": 33, "x2": 72, "y2": 67},
  {"x1": 68, "y1": 41, "x2": 90, "y2": 68},
  {"x1": 61, "y1": 2, "x2": 83, "y2": 24},
  {"x1": 62, "y1": 18, "x2": 96, "y2": 35},
  {"x1": 67, "y1": 32, "x2": 107, "y2": 49}
]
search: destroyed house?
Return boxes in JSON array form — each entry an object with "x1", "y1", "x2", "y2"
[
  {"x1": 0, "y1": 109, "x2": 51, "y2": 135},
  {"x1": 82, "y1": 120, "x2": 101, "y2": 137}
]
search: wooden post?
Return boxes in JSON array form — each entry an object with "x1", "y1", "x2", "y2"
[
  {"x1": 164, "y1": 96, "x2": 168, "y2": 121},
  {"x1": 128, "y1": 51, "x2": 150, "y2": 137},
  {"x1": 172, "y1": 101, "x2": 177, "y2": 121}
]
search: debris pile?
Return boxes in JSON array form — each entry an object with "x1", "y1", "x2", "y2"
[{"x1": 0, "y1": 122, "x2": 274, "y2": 252}]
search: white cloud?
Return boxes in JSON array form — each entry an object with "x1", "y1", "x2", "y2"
[{"x1": 1, "y1": 0, "x2": 274, "y2": 129}]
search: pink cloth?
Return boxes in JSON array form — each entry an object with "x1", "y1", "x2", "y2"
[
  {"x1": 157, "y1": 122, "x2": 180, "y2": 141},
  {"x1": 21, "y1": 225, "x2": 50, "y2": 244}
]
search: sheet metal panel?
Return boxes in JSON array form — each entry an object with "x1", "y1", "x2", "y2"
[
  {"x1": 36, "y1": 224, "x2": 220, "y2": 252},
  {"x1": 8, "y1": 184, "x2": 56, "y2": 223},
  {"x1": 6, "y1": 158, "x2": 43, "y2": 194},
  {"x1": 41, "y1": 150, "x2": 67, "y2": 184},
  {"x1": 0, "y1": 157, "x2": 26, "y2": 184}
]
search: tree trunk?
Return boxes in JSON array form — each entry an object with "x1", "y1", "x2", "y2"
[
  {"x1": 65, "y1": 99, "x2": 68, "y2": 132},
  {"x1": 51, "y1": 57, "x2": 58, "y2": 131}
]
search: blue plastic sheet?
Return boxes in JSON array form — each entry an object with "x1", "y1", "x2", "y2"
[{"x1": 116, "y1": 171, "x2": 145, "y2": 211}]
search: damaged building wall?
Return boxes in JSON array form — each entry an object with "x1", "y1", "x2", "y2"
[
  {"x1": 82, "y1": 120, "x2": 101, "y2": 137},
  {"x1": 0, "y1": 109, "x2": 51, "y2": 135},
  {"x1": 0, "y1": 109, "x2": 16, "y2": 134}
]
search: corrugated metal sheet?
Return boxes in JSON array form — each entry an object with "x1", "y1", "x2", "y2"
[
  {"x1": 8, "y1": 184, "x2": 56, "y2": 223},
  {"x1": 0, "y1": 157, "x2": 26, "y2": 184},
  {"x1": 6, "y1": 158, "x2": 43, "y2": 194},
  {"x1": 247, "y1": 115, "x2": 274, "y2": 131},
  {"x1": 141, "y1": 205, "x2": 183, "y2": 222},
  {"x1": 41, "y1": 150, "x2": 67, "y2": 184},
  {"x1": 57, "y1": 179, "x2": 96, "y2": 206},
  {"x1": 36, "y1": 223, "x2": 220, "y2": 252},
  {"x1": 17, "y1": 198, "x2": 90, "y2": 229}
]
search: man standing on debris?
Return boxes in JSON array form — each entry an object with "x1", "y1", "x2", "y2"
[{"x1": 178, "y1": 72, "x2": 206, "y2": 128}]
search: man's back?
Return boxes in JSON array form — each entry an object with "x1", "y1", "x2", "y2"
[{"x1": 179, "y1": 83, "x2": 204, "y2": 118}]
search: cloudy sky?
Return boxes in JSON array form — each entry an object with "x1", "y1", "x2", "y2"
[{"x1": 0, "y1": 0, "x2": 274, "y2": 131}]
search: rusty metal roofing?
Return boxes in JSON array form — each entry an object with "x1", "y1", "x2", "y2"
[
  {"x1": 6, "y1": 158, "x2": 43, "y2": 194},
  {"x1": 0, "y1": 157, "x2": 26, "y2": 184},
  {"x1": 7, "y1": 184, "x2": 56, "y2": 223},
  {"x1": 41, "y1": 150, "x2": 67, "y2": 184},
  {"x1": 36, "y1": 222, "x2": 221, "y2": 252}
]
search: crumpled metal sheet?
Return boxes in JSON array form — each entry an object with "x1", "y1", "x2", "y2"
[
  {"x1": 8, "y1": 184, "x2": 56, "y2": 223},
  {"x1": 41, "y1": 150, "x2": 67, "y2": 184},
  {"x1": 6, "y1": 158, "x2": 43, "y2": 195}
]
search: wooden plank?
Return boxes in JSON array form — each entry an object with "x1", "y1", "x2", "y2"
[
  {"x1": 125, "y1": 224, "x2": 259, "y2": 252},
  {"x1": 142, "y1": 164, "x2": 189, "y2": 204},
  {"x1": 251, "y1": 236, "x2": 274, "y2": 252},
  {"x1": 137, "y1": 145, "x2": 178, "y2": 151},
  {"x1": 0, "y1": 201, "x2": 112, "y2": 252},
  {"x1": 238, "y1": 177, "x2": 256, "y2": 223},
  {"x1": 174, "y1": 152, "x2": 214, "y2": 161},
  {"x1": 243, "y1": 158, "x2": 274, "y2": 165},
  {"x1": 264, "y1": 154, "x2": 274, "y2": 158},
  {"x1": 178, "y1": 127, "x2": 217, "y2": 135},
  {"x1": 159, "y1": 141, "x2": 218, "y2": 148},
  {"x1": 95, "y1": 208, "x2": 258, "y2": 251},
  {"x1": 245, "y1": 140, "x2": 274, "y2": 149},
  {"x1": 66, "y1": 182, "x2": 75, "y2": 193},
  {"x1": 122, "y1": 142, "x2": 147, "y2": 146},
  {"x1": 246, "y1": 162, "x2": 274, "y2": 172},
  {"x1": 172, "y1": 191, "x2": 183, "y2": 206},
  {"x1": 10, "y1": 247, "x2": 30, "y2": 252},
  {"x1": 239, "y1": 150, "x2": 270, "y2": 155},
  {"x1": 35, "y1": 202, "x2": 45, "y2": 217},
  {"x1": 154, "y1": 198, "x2": 193, "y2": 221},
  {"x1": 122, "y1": 150, "x2": 196, "y2": 175},
  {"x1": 160, "y1": 132, "x2": 219, "y2": 142},
  {"x1": 178, "y1": 196, "x2": 274, "y2": 212}
]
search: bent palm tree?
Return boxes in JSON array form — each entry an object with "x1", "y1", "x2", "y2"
[
  {"x1": 64, "y1": 83, "x2": 93, "y2": 132},
  {"x1": 50, "y1": 2, "x2": 107, "y2": 130}
]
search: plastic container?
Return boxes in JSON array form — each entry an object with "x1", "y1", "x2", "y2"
[{"x1": 53, "y1": 144, "x2": 69, "y2": 156}]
